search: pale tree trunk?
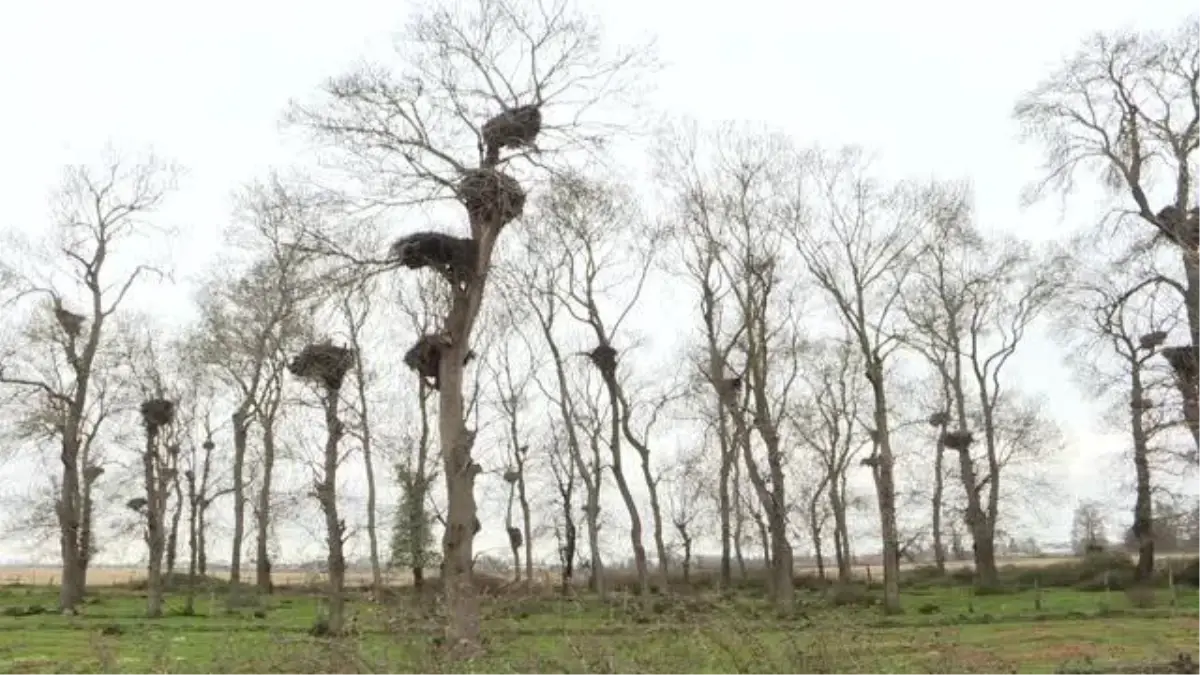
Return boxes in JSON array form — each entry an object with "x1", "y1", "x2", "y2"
[
  {"x1": 186, "y1": 472, "x2": 199, "y2": 613},
  {"x1": 142, "y1": 426, "x2": 166, "y2": 618},
  {"x1": 595, "y1": 367, "x2": 649, "y2": 596},
  {"x1": 829, "y1": 480, "x2": 852, "y2": 581},
  {"x1": 317, "y1": 387, "x2": 347, "y2": 634},
  {"x1": 345, "y1": 297, "x2": 383, "y2": 596},
  {"x1": 931, "y1": 432, "x2": 947, "y2": 573},
  {"x1": 518, "y1": 469, "x2": 532, "y2": 588},
  {"x1": 622, "y1": 414, "x2": 668, "y2": 591},
  {"x1": 230, "y1": 408, "x2": 249, "y2": 588},
  {"x1": 256, "y1": 424, "x2": 277, "y2": 594},
  {"x1": 866, "y1": 363, "x2": 902, "y2": 613},
  {"x1": 167, "y1": 474, "x2": 183, "y2": 576}
]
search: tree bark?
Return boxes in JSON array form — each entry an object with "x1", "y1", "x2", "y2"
[
  {"x1": 255, "y1": 423, "x2": 277, "y2": 594},
  {"x1": 1130, "y1": 362, "x2": 1155, "y2": 581},
  {"x1": 230, "y1": 409, "x2": 249, "y2": 588},
  {"x1": 142, "y1": 427, "x2": 165, "y2": 618},
  {"x1": 317, "y1": 388, "x2": 347, "y2": 634}
]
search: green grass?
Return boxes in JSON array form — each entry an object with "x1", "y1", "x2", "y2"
[{"x1": 0, "y1": 584, "x2": 1196, "y2": 673}]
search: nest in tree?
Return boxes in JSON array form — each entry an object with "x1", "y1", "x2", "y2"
[
  {"x1": 503, "y1": 469, "x2": 520, "y2": 484},
  {"x1": 927, "y1": 411, "x2": 950, "y2": 427},
  {"x1": 140, "y1": 398, "x2": 176, "y2": 430},
  {"x1": 288, "y1": 342, "x2": 355, "y2": 390},
  {"x1": 865, "y1": 427, "x2": 880, "y2": 444},
  {"x1": 1162, "y1": 345, "x2": 1198, "y2": 381},
  {"x1": 1157, "y1": 205, "x2": 1200, "y2": 248},
  {"x1": 860, "y1": 455, "x2": 879, "y2": 468},
  {"x1": 716, "y1": 376, "x2": 742, "y2": 400},
  {"x1": 942, "y1": 430, "x2": 974, "y2": 451},
  {"x1": 403, "y1": 334, "x2": 476, "y2": 391},
  {"x1": 507, "y1": 526, "x2": 523, "y2": 549},
  {"x1": 202, "y1": 438, "x2": 215, "y2": 451},
  {"x1": 126, "y1": 497, "x2": 147, "y2": 512},
  {"x1": 1131, "y1": 397, "x2": 1155, "y2": 410},
  {"x1": 184, "y1": 469, "x2": 195, "y2": 481},
  {"x1": 1139, "y1": 331, "x2": 1169, "y2": 350},
  {"x1": 389, "y1": 231, "x2": 478, "y2": 287},
  {"x1": 83, "y1": 465, "x2": 104, "y2": 483},
  {"x1": 53, "y1": 307, "x2": 85, "y2": 338},
  {"x1": 457, "y1": 168, "x2": 526, "y2": 227},
  {"x1": 582, "y1": 345, "x2": 618, "y2": 375},
  {"x1": 481, "y1": 104, "x2": 542, "y2": 162},
  {"x1": 517, "y1": 444, "x2": 528, "y2": 456}
]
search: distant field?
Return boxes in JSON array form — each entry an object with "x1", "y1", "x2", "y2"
[{"x1": 2, "y1": 553, "x2": 1194, "y2": 588}]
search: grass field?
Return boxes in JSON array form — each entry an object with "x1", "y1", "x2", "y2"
[{"x1": 0, "y1": 580, "x2": 1196, "y2": 673}]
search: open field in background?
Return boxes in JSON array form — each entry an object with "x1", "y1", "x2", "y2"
[
  {"x1": 6, "y1": 553, "x2": 1196, "y2": 587},
  {"x1": 0, "y1": 553, "x2": 1198, "y2": 673}
]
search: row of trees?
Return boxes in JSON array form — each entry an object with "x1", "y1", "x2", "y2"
[{"x1": 0, "y1": 0, "x2": 1194, "y2": 649}]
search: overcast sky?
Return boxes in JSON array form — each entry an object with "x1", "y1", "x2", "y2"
[{"x1": 0, "y1": 0, "x2": 1195, "y2": 567}]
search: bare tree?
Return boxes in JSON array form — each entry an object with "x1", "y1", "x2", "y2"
[
  {"x1": 794, "y1": 338, "x2": 867, "y2": 582},
  {"x1": 486, "y1": 315, "x2": 537, "y2": 585},
  {"x1": 288, "y1": 0, "x2": 652, "y2": 648},
  {"x1": 1063, "y1": 266, "x2": 1184, "y2": 579},
  {"x1": 189, "y1": 176, "x2": 318, "y2": 595},
  {"x1": 790, "y1": 148, "x2": 934, "y2": 613},
  {"x1": 902, "y1": 191, "x2": 1066, "y2": 586},
  {"x1": 0, "y1": 150, "x2": 176, "y2": 612},
  {"x1": 666, "y1": 445, "x2": 706, "y2": 584},
  {"x1": 1014, "y1": 18, "x2": 1199, "y2": 444},
  {"x1": 545, "y1": 420, "x2": 579, "y2": 595},
  {"x1": 339, "y1": 284, "x2": 384, "y2": 596},
  {"x1": 289, "y1": 341, "x2": 356, "y2": 634},
  {"x1": 528, "y1": 173, "x2": 669, "y2": 594}
]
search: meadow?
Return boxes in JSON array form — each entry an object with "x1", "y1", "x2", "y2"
[{"x1": 0, "y1": 556, "x2": 1197, "y2": 673}]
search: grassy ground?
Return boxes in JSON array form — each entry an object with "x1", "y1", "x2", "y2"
[{"x1": 0, "y1": 583, "x2": 1196, "y2": 673}]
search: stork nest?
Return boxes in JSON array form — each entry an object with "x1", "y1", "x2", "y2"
[
  {"x1": 507, "y1": 526, "x2": 523, "y2": 549},
  {"x1": 583, "y1": 345, "x2": 618, "y2": 375},
  {"x1": 389, "y1": 231, "x2": 478, "y2": 288},
  {"x1": 202, "y1": 438, "x2": 215, "y2": 451},
  {"x1": 927, "y1": 411, "x2": 951, "y2": 427},
  {"x1": 1157, "y1": 205, "x2": 1200, "y2": 248},
  {"x1": 54, "y1": 307, "x2": 85, "y2": 338},
  {"x1": 403, "y1": 334, "x2": 476, "y2": 391},
  {"x1": 1139, "y1": 331, "x2": 1169, "y2": 350},
  {"x1": 482, "y1": 105, "x2": 542, "y2": 156},
  {"x1": 126, "y1": 497, "x2": 148, "y2": 513},
  {"x1": 83, "y1": 465, "x2": 104, "y2": 483},
  {"x1": 289, "y1": 343, "x2": 355, "y2": 390},
  {"x1": 140, "y1": 398, "x2": 176, "y2": 430},
  {"x1": 1131, "y1": 397, "x2": 1155, "y2": 411},
  {"x1": 942, "y1": 430, "x2": 974, "y2": 451},
  {"x1": 1161, "y1": 345, "x2": 1198, "y2": 381},
  {"x1": 860, "y1": 455, "x2": 879, "y2": 468},
  {"x1": 503, "y1": 469, "x2": 520, "y2": 484},
  {"x1": 457, "y1": 168, "x2": 526, "y2": 227},
  {"x1": 865, "y1": 427, "x2": 880, "y2": 444},
  {"x1": 716, "y1": 376, "x2": 742, "y2": 400}
]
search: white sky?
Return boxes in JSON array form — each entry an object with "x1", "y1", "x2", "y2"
[{"x1": 0, "y1": 0, "x2": 1196, "y2": 568}]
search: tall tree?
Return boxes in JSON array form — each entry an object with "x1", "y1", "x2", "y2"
[
  {"x1": 0, "y1": 150, "x2": 177, "y2": 612},
  {"x1": 1015, "y1": 18, "x2": 1199, "y2": 444},
  {"x1": 790, "y1": 147, "x2": 934, "y2": 613},
  {"x1": 288, "y1": 0, "x2": 651, "y2": 648}
]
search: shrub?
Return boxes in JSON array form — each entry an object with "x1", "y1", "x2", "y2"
[{"x1": 824, "y1": 583, "x2": 876, "y2": 608}]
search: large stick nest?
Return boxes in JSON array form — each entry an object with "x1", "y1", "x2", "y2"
[
  {"x1": 288, "y1": 343, "x2": 356, "y2": 391},
  {"x1": 1161, "y1": 345, "x2": 1198, "y2": 381},
  {"x1": 715, "y1": 376, "x2": 742, "y2": 401},
  {"x1": 1139, "y1": 331, "x2": 1169, "y2": 350},
  {"x1": 1131, "y1": 397, "x2": 1155, "y2": 411},
  {"x1": 482, "y1": 105, "x2": 542, "y2": 153},
  {"x1": 403, "y1": 334, "x2": 476, "y2": 391},
  {"x1": 507, "y1": 526, "x2": 523, "y2": 549},
  {"x1": 927, "y1": 411, "x2": 951, "y2": 427},
  {"x1": 457, "y1": 168, "x2": 526, "y2": 227},
  {"x1": 941, "y1": 430, "x2": 974, "y2": 451},
  {"x1": 1157, "y1": 205, "x2": 1200, "y2": 248},
  {"x1": 582, "y1": 345, "x2": 618, "y2": 375},
  {"x1": 140, "y1": 398, "x2": 176, "y2": 430},
  {"x1": 503, "y1": 468, "x2": 520, "y2": 484},
  {"x1": 53, "y1": 307, "x2": 86, "y2": 338},
  {"x1": 389, "y1": 231, "x2": 478, "y2": 288}
]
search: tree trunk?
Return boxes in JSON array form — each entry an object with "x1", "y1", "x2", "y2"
[
  {"x1": 1177, "y1": 245, "x2": 1199, "y2": 445},
  {"x1": 633, "y1": 445, "x2": 669, "y2": 591},
  {"x1": 519, "y1": 475, "x2": 532, "y2": 589},
  {"x1": 256, "y1": 425, "x2": 276, "y2": 594},
  {"x1": 437, "y1": 345, "x2": 481, "y2": 650},
  {"x1": 352, "y1": 345, "x2": 383, "y2": 597},
  {"x1": 868, "y1": 368, "x2": 901, "y2": 613},
  {"x1": 598, "y1": 371, "x2": 649, "y2": 596},
  {"x1": 198, "y1": 501, "x2": 209, "y2": 577},
  {"x1": 230, "y1": 409, "x2": 248, "y2": 587},
  {"x1": 931, "y1": 434, "x2": 947, "y2": 573},
  {"x1": 143, "y1": 428, "x2": 165, "y2": 618},
  {"x1": 167, "y1": 477, "x2": 183, "y2": 576},
  {"x1": 186, "y1": 474, "x2": 198, "y2": 614},
  {"x1": 830, "y1": 483, "x2": 852, "y2": 581},
  {"x1": 56, "y1": 433, "x2": 84, "y2": 613},
  {"x1": 318, "y1": 389, "x2": 346, "y2": 634},
  {"x1": 1130, "y1": 363, "x2": 1155, "y2": 581}
]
